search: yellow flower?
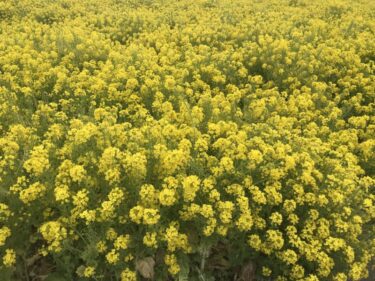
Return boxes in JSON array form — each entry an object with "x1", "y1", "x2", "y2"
[
  {"x1": 333, "y1": 273, "x2": 348, "y2": 281},
  {"x1": 39, "y1": 221, "x2": 67, "y2": 253},
  {"x1": 83, "y1": 266, "x2": 95, "y2": 278},
  {"x1": 236, "y1": 211, "x2": 253, "y2": 231},
  {"x1": 164, "y1": 76, "x2": 176, "y2": 90},
  {"x1": 217, "y1": 201, "x2": 234, "y2": 224},
  {"x1": 121, "y1": 268, "x2": 137, "y2": 281},
  {"x1": 203, "y1": 218, "x2": 217, "y2": 236},
  {"x1": 182, "y1": 175, "x2": 201, "y2": 202},
  {"x1": 0, "y1": 1, "x2": 374, "y2": 280},
  {"x1": 248, "y1": 186, "x2": 267, "y2": 205},
  {"x1": 23, "y1": 145, "x2": 50, "y2": 176},
  {"x1": 270, "y1": 212, "x2": 283, "y2": 225},
  {"x1": 159, "y1": 188, "x2": 177, "y2": 206},
  {"x1": 219, "y1": 157, "x2": 234, "y2": 173},
  {"x1": 124, "y1": 253, "x2": 134, "y2": 262},
  {"x1": 216, "y1": 225, "x2": 229, "y2": 236},
  {"x1": 283, "y1": 200, "x2": 296, "y2": 213},
  {"x1": 164, "y1": 225, "x2": 190, "y2": 252},
  {"x1": 96, "y1": 241, "x2": 107, "y2": 253},
  {"x1": 0, "y1": 204, "x2": 11, "y2": 221},
  {"x1": 19, "y1": 182, "x2": 47, "y2": 204},
  {"x1": 325, "y1": 237, "x2": 346, "y2": 252},
  {"x1": 164, "y1": 254, "x2": 180, "y2": 275},
  {"x1": 143, "y1": 232, "x2": 157, "y2": 248},
  {"x1": 2, "y1": 249, "x2": 16, "y2": 267},
  {"x1": 0, "y1": 226, "x2": 11, "y2": 246},
  {"x1": 126, "y1": 78, "x2": 139, "y2": 90},
  {"x1": 262, "y1": 266, "x2": 272, "y2": 277},
  {"x1": 265, "y1": 230, "x2": 284, "y2": 250},
  {"x1": 290, "y1": 265, "x2": 305, "y2": 279},
  {"x1": 106, "y1": 228, "x2": 118, "y2": 241},
  {"x1": 72, "y1": 189, "x2": 89, "y2": 209},
  {"x1": 139, "y1": 184, "x2": 157, "y2": 205},
  {"x1": 279, "y1": 249, "x2": 298, "y2": 265},
  {"x1": 114, "y1": 234, "x2": 130, "y2": 250},
  {"x1": 80, "y1": 210, "x2": 96, "y2": 224},
  {"x1": 54, "y1": 185, "x2": 70, "y2": 202},
  {"x1": 106, "y1": 249, "x2": 119, "y2": 265},
  {"x1": 69, "y1": 165, "x2": 86, "y2": 182},
  {"x1": 129, "y1": 206, "x2": 144, "y2": 224}
]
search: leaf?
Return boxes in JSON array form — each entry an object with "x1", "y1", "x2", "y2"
[
  {"x1": 194, "y1": 266, "x2": 214, "y2": 281},
  {"x1": 155, "y1": 249, "x2": 165, "y2": 265},
  {"x1": 178, "y1": 258, "x2": 189, "y2": 281},
  {"x1": 80, "y1": 243, "x2": 98, "y2": 262},
  {"x1": 75, "y1": 265, "x2": 85, "y2": 277},
  {"x1": 136, "y1": 257, "x2": 155, "y2": 279},
  {"x1": 207, "y1": 256, "x2": 230, "y2": 270},
  {"x1": 44, "y1": 272, "x2": 66, "y2": 281},
  {"x1": 0, "y1": 267, "x2": 12, "y2": 281}
]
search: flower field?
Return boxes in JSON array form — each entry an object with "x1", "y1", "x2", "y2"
[{"x1": 0, "y1": 0, "x2": 374, "y2": 280}]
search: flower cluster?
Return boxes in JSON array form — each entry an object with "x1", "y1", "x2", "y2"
[{"x1": 0, "y1": 0, "x2": 374, "y2": 280}]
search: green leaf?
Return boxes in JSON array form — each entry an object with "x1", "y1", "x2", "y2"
[
  {"x1": 0, "y1": 267, "x2": 12, "y2": 281},
  {"x1": 80, "y1": 244, "x2": 98, "y2": 262},
  {"x1": 178, "y1": 256, "x2": 190, "y2": 281},
  {"x1": 44, "y1": 272, "x2": 66, "y2": 281}
]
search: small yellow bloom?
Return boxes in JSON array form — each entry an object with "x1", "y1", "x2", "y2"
[
  {"x1": 143, "y1": 232, "x2": 157, "y2": 248},
  {"x1": 121, "y1": 268, "x2": 137, "y2": 281},
  {"x1": 106, "y1": 249, "x2": 119, "y2": 264},
  {"x1": 83, "y1": 266, "x2": 95, "y2": 278},
  {"x1": 262, "y1": 266, "x2": 272, "y2": 277},
  {"x1": 3, "y1": 249, "x2": 16, "y2": 267}
]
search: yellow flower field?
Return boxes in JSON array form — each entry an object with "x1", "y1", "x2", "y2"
[{"x1": 0, "y1": 0, "x2": 374, "y2": 280}]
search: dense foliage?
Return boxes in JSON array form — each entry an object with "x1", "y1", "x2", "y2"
[{"x1": 0, "y1": 0, "x2": 374, "y2": 280}]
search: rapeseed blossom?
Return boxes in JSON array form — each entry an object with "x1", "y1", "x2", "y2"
[{"x1": 0, "y1": 0, "x2": 374, "y2": 280}]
